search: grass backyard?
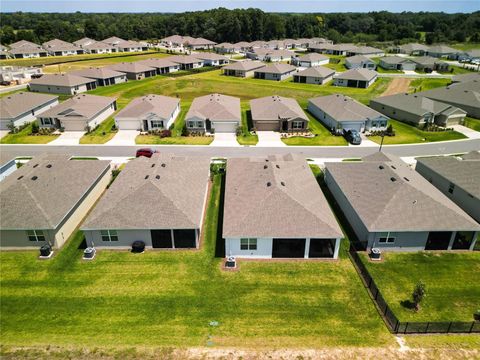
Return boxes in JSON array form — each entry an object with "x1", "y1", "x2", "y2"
[
  {"x1": 0, "y1": 122, "x2": 59, "y2": 144},
  {"x1": 237, "y1": 105, "x2": 258, "y2": 145},
  {"x1": 359, "y1": 251, "x2": 480, "y2": 322},
  {"x1": 464, "y1": 117, "x2": 480, "y2": 132}
]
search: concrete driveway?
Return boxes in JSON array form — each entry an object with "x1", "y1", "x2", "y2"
[
  {"x1": 106, "y1": 130, "x2": 140, "y2": 145},
  {"x1": 257, "y1": 131, "x2": 286, "y2": 147},
  {"x1": 211, "y1": 132, "x2": 240, "y2": 147},
  {"x1": 0, "y1": 130, "x2": 9, "y2": 139},
  {"x1": 50, "y1": 131, "x2": 84, "y2": 145}
]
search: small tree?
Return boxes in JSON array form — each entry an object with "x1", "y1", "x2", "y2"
[
  {"x1": 31, "y1": 121, "x2": 39, "y2": 134},
  {"x1": 412, "y1": 281, "x2": 426, "y2": 311}
]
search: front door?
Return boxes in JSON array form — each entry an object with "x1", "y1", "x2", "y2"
[
  {"x1": 272, "y1": 238, "x2": 306, "y2": 258},
  {"x1": 143, "y1": 120, "x2": 149, "y2": 131},
  {"x1": 205, "y1": 119, "x2": 211, "y2": 131},
  {"x1": 425, "y1": 231, "x2": 452, "y2": 250},
  {"x1": 282, "y1": 120, "x2": 288, "y2": 131},
  {"x1": 151, "y1": 230, "x2": 173, "y2": 248}
]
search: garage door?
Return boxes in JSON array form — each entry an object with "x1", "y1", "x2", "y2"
[
  {"x1": 272, "y1": 238, "x2": 306, "y2": 258},
  {"x1": 62, "y1": 120, "x2": 86, "y2": 131},
  {"x1": 255, "y1": 121, "x2": 280, "y2": 131},
  {"x1": 341, "y1": 122, "x2": 362, "y2": 132},
  {"x1": 212, "y1": 122, "x2": 237, "y2": 133},
  {"x1": 117, "y1": 119, "x2": 140, "y2": 130}
]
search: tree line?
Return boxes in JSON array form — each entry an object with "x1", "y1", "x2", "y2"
[{"x1": 1, "y1": 8, "x2": 479, "y2": 46}]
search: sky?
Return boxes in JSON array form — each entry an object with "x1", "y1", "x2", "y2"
[{"x1": 1, "y1": 0, "x2": 478, "y2": 13}]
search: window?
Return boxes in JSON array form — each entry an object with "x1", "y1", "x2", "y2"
[
  {"x1": 101, "y1": 230, "x2": 118, "y2": 242},
  {"x1": 196, "y1": 121, "x2": 203, "y2": 128},
  {"x1": 42, "y1": 118, "x2": 53, "y2": 125},
  {"x1": 151, "y1": 120, "x2": 164, "y2": 129},
  {"x1": 448, "y1": 183, "x2": 455, "y2": 194},
  {"x1": 240, "y1": 238, "x2": 257, "y2": 250},
  {"x1": 188, "y1": 121, "x2": 195, "y2": 128},
  {"x1": 292, "y1": 121, "x2": 304, "y2": 130},
  {"x1": 378, "y1": 236, "x2": 395, "y2": 244},
  {"x1": 27, "y1": 230, "x2": 46, "y2": 242}
]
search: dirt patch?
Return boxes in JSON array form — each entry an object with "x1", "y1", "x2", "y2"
[{"x1": 382, "y1": 78, "x2": 412, "y2": 96}]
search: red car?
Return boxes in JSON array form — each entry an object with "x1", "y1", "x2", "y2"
[{"x1": 136, "y1": 148, "x2": 157, "y2": 158}]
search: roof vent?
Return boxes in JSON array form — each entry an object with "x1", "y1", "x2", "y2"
[
  {"x1": 31, "y1": 176, "x2": 38, "y2": 181},
  {"x1": 267, "y1": 182, "x2": 271, "y2": 187},
  {"x1": 33, "y1": 164, "x2": 39, "y2": 168},
  {"x1": 379, "y1": 165, "x2": 384, "y2": 170},
  {"x1": 145, "y1": 175, "x2": 149, "y2": 179},
  {"x1": 281, "y1": 181, "x2": 285, "y2": 186},
  {"x1": 17, "y1": 175, "x2": 23, "y2": 180},
  {"x1": 413, "y1": 200, "x2": 417, "y2": 204},
  {"x1": 276, "y1": 164, "x2": 280, "y2": 169},
  {"x1": 264, "y1": 165, "x2": 268, "y2": 169},
  {"x1": 161, "y1": 163, "x2": 166, "y2": 168},
  {"x1": 404, "y1": 177, "x2": 410, "y2": 182},
  {"x1": 156, "y1": 175, "x2": 160, "y2": 180},
  {"x1": 391, "y1": 165, "x2": 396, "y2": 169},
  {"x1": 390, "y1": 177, "x2": 397, "y2": 182},
  {"x1": 46, "y1": 164, "x2": 52, "y2": 168}
]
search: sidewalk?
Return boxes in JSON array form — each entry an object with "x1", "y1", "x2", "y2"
[{"x1": 451, "y1": 125, "x2": 480, "y2": 139}]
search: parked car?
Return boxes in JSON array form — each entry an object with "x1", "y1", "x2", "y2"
[
  {"x1": 136, "y1": 148, "x2": 157, "y2": 158},
  {"x1": 343, "y1": 129, "x2": 362, "y2": 145}
]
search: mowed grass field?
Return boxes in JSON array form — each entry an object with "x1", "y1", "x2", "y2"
[{"x1": 0, "y1": 174, "x2": 393, "y2": 349}]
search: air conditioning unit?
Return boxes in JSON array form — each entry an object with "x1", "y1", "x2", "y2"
[
  {"x1": 370, "y1": 248, "x2": 381, "y2": 261},
  {"x1": 39, "y1": 244, "x2": 53, "y2": 259},
  {"x1": 225, "y1": 256, "x2": 236, "y2": 268},
  {"x1": 83, "y1": 247, "x2": 96, "y2": 260}
]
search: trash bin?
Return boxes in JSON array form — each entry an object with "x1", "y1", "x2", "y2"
[
  {"x1": 132, "y1": 240, "x2": 145, "y2": 253},
  {"x1": 39, "y1": 244, "x2": 52, "y2": 257}
]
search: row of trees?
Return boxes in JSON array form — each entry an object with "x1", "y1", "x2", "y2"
[{"x1": 1, "y1": 9, "x2": 479, "y2": 45}]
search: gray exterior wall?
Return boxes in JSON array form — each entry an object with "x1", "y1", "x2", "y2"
[
  {"x1": 255, "y1": 71, "x2": 295, "y2": 81},
  {"x1": 370, "y1": 101, "x2": 426, "y2": 126},
  {"x1": 333, "y1": 77, "x2": 376, "y2": 88},
  {"x1": 0, "y1": 97, "x2": 59, "y2": 130},
  {"x1": 293, "y1": 74, "x2": 333, "y2": 85},
  {"x1": 345, "y1": 60, "x2": 376, "y2": 70},
  {"x1": 29, "y1": 82, "x2": 90, "y2": 95}
]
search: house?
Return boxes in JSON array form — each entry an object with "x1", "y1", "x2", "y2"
[
  {"x1": 265, "y1": 40, "x2": 285, "y2": 50},
  {"x1": 416, "y1": 152, "x2": 480, "y2": 223},
  {"x1": 345, "y1": 55, "x2": 376, "y2": 70},
  {"x1": 82, "y1": 41, "x2": 115, "y2": 54},
  {"x1": 233, "y1": 41, "x2": 251, "y2": 52},
  {"x1": 250, "y1": 95, "x2": 309, "y2": 131},
  {"x1": 222, "y1": 60, "x2": 266, "y2": 77},
  {"x1": 292, "y1": 53, "x2": 329, "y2": 67},
  {"x1": 116, "y1": 40, "x2": 146, "y2": 52},
  {"x1": 71, "y1": 67, "x2": 127, "y2": 86},
  {"x1": 194, "y1": 53, "x2": 229, "y2": 66},
  {"x1": 265, "y1": 49, "x2": 294, "y2": 62},
  {"x1": 81, "y1": 154, "x2": 210, "y2": 249},
  {"x1": 322, "y1": 43, "x2": 357, "y2": 56},
  {"x1": 167, "y1": 55, "x2": 203, "y2": 70},
  {"x1": 185, "y1": 93, "x2": 241, "y2": 133},
  {"x1": 378, "y1": 56, "x2": 417, "y2": 71},
  {"x1": 0, "y1": 65, "x2": 43, "y2": 84},
  {"x1": 0, "y1": 92, "x2": 59, "y2": 130},
  {"x1": 115, "y1": 94, "x2": 180, "y2": 131},
  {"x1": 29, "y1": 73, "x2": 97, "y2": 95},
  {"x1": 453, "y1": 49, "x2": 480, "y2": 62},
  {"x1": 161, "y1": 35, "x2": 186, "y2": 48},
  {"x1": 411, "y1": 56, "x2": 449, "y2": 72},
  {"x1": 333, "y1": 68, "x2": 378, "y2": 88},
  {"x1": 293, "y1": 66, "x2": 335, "y2": 85},
  {"x1": 246, "y1": 48, "x2": 270, "y2": 61},
  {"x1": 223, "y1": 155, "x2": 343, "y2": 259},
  {"x1": 8, "y1": 40, "x2": 47, "y2": 59},
  {"x1": 214, "y1": 42, "x2": 236, "y2": 54},
  {"x1": 108, "y1": 62, "x2": 156, "y2": 80},
  {"x1": 0, "y1": 157, "x2": 17, "y2": 182},
  {"x1": 370, "y1": 93, "x2": 467, "y2": 127},
  {"x1": 42, "y1": 39, "x2": 83, "y2": 56},
  {"x1": 308, "y1": 94, "x2": 388, "y2": 133},
  {"x1": 396, "y1": 43, "x2": 429, "y2": 56},
  {"x1": 136, "y1": 58, "x2": 180, "y2": 74},
  {"x1": 37, "y1": 94, "x2": 116, "y2": 131},
  {"x1": 347, "y1": 46, "x2": 385, "y2": 57},
  {"x1": 254, "y1": 64, "x2": 296, "y2": 81},
  {"x1": 324, "y1": 152, "x2": 480, "y2": 251},
  {"x1": 0, "y1": 154, "x2": 111, "y2": 249},
  {"x1": 427, "y1": 45, "x2": 458, "y2": 58},
  {"x1": 101, "y1": 36, "x2": 125, "y2": 51},
  {"x1": 73, "y1": 37, "x2": 96, "y2": 48},
  {"x1": 451, "y1": 72, "x2": 480, "y2": 84},
  {"x1": 185, "y1": 37, "x2": 217, "y2": 50}
]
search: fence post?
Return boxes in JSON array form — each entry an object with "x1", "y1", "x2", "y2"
[
  {"x1": 447, "y1": 322, "x2": 452, "y2": 333},
  {"x1": 425, "y1": 322, "x2": 430, "y2": 333},
  {"x1": 469, "y1": 322, "x2": 475, "y2": 333},
  {"x1": 404, "y1": 322, "x2": 408, "y2": 334},
  {"x1": 394, "y1": 320, "x2": 399, "y2": 333}
]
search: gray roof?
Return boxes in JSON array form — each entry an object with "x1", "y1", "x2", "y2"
[
  {"x1": 334, "y1": 68, "x2": 377, "y2": 81},
  {"x1": 416, "y1": 154, "x2": 480, "y2": 199},
  {"x1": 223, "y1": 60, "x2": 266, "y2": 71},
  {"x1": 250, "y1": 95, "x2": 308, "y2": 122},
  {"x1": 42, "y1": 39, "x2": 80, "y2": 52},
  {"x1": 428, "y1": 45, "x2": 458, "y2": 54},
  {"x1": 185, "y1": 37, "x2": 216, "y2": 46},
  {"x1": 352, "y1": 46, "x2": 384, "y2": 54},
  {"x1": 186, "y1": 93, "x2": 241, "y2": 122},
  {"x1": 8, "y1": 40, "x2": 40, "y2": 49},
  {"x1": 193, "y1": 52, "x2": 228, "y2": 61},
  {"x1": 29, "y1": 73, "x2": 95, "y2": 87},
  {"x1": 109, "y1": 62, "x2": 155, "y2": 74},
  {"x1": 325, "y1": 153, "x2": 480, "y2": 232},
  {"x1": 462, "y1": 150, "x2": 480, "y2": 160},
  {"x1": 345, "y1": 55, "x2": 374, "y2": 64},
  {"x1": 254, "y1": 63, "x2": 296, "y2": 75},
  {"x1": 417, "y1": 81, "x2": 480, "y2": 114},
  {"x1": 295, "y1": 53, "x2": 329, "y2": 62},
  {"x1": 115, "y1": 94, "x2": 179, "y2": 120},
  {"x1": 398, "y1": 43, "x2": 429, "y2": 53},
  {"x1": 71, "y1": 67, "x2": 126, "y2": 80},
  {"x1": 310, "y1": 94, "x2": 386, "y2": 122},
  {"x1": 0, "y1": 154, "x2": 110, "y2": 230},
  {"x1": 452, "y1": 73, "x2": 480, "y2": 83},
  {"x1": 83, "y1": 41, "x2": 114, "y2": 51},
  {"x1": 117, "y1": 40, "x2": 144, "y2": 49},
  {"x1": 379, "y1": 56, "x2": 415, "y2": 65},
  {"x1": 0, "y1": 92, "x2": 58, "y2": 120},
  {"x1": 102, "y1": 37, "x2": 126, "y2": 46},
  {"x1": 295, "y1": 66, "x2": 334, "y2": 78},
  {"x1": 82, "y1": 154, "x2": 210, "y2": 230},
  {"x1": 73, "y1": 37, "x2": 96, "y2": 47},
  {"x1": 412, "y1": 56, "x2": 444, "y2": 66},
  {"x1": 167, "y1": 55, "x2": 203, "y2": 65},
  {"x1": 223, "y1": 155, "x2": 343, "y2": 238},
  {"x1": 136, "y1": 58, "x2": 180, "y2": 69}
]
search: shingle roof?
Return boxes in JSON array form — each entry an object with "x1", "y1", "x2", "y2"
[
  {"x1": 452, "y1": 73, "x2": 480, "y2": 83},
  {"x1": 325, "y1": 153, "x2": 480, "y2": 232},
  {"x1": 417, "y1": 81, "x2": 480, "y2": 113},
  {"x1": 82, "y1": 154, "x2": 210, "y2": 230},
  {"x1": 346, "y1": 55, "x2": 374, "y2": 64},
  {"x1": 398, "y1": 43, "x2": 429, "y2": 53},
  {"x1": 223, "y1": 60, "x2": 266, "y2": 71},
  {"x1": 254, "y1": 63, "x2": 296, "y2": 75},
  {"x1": 0, "y1": 92, "x2": 58, "y2": 119},
  {"x1": 102, "y1": 36, "x2": 126, "y2": 46},
  {"x1": 428, "y1": 45, "x2": 458, "y2": 54},
  {"x1": 8, "y1": 40, "x2": 42, "y2": 50},
  {"x1": 115, "y1": 94, "x2": 179, "y2": 120},
  {"x1": 0, "y1": 154, "x2": 110, "y2": 230},
  {"x1": 411, "y1": 56, "x2": 445, "y2": 66},
  {"x1": 186, "y1": 93, "x2": 241, "y2": 122},
  {"x1": 109, "y1": 62, "x2": 155, "y2": 74},
  {"x1": 334, "y1": 68, "x2": 377, "y2": 81},
  {"x1": 379, "y1": 56, "x2": 415, "y2": 65},
  {"x1": 136, "y1": 58, "x2": 179, "y2": 69},
  {"x1": 295, "y1": 66, "x2": 334, "y2": 78},
  {"x1": 29, "y1": 73, "x2": 95, "y2": 87},
  {"x1": 73, "y1": 37, "x2": 96, "y2": 47},
  {"x1": 42, "y1": 39, "x2": 79, "y2": 52},
  {"x1": 167, "y1": 55, "x2": 202, "y2": 65},
  {"x1": 117, "y1": 40, "x2": 144, "y2": 48},
  {"x1": 83, "y1": 41, "x2": 114, "y2": 51},
  {"x1": 71, "y1": 67, "x2": 126, "y2": 80},
  {"x1": 223, "y1": 155, "x2": 343, "y2": 238},
  {"x1": 352, "y1": 46, "x2": 384, "y2": 55},
  {"x1": 250, "y1": 96, "x2": 308, "y2": 122},
  {"x1": 296, "y1": 53, "x2": 329, "y2": 62},
  {"x1": 193, "y1": 52, "x2": 228, "y2": 61}
]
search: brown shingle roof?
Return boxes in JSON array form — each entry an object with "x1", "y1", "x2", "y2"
[
  {"x1": 115, "y1": 94, "x2": 179, "y2": 120},
  {"x1": 250, "y1": 96, "x2": 308, "y2": 122},
  {"x1": 254, "y1": 63, "x2": 296, "y2": 75},
  {"x1": 186, "y1": 93, "x2": 241, "y2": 122},
  {"x1": 29, "y1": 73, "x2": 95, "y2": 87},
  {"x1": 0, "y1": 92, "x2": 58, "y2": 119},
  {"x1": 223, "y1": 60, "x2": 266, "y2": 72}
]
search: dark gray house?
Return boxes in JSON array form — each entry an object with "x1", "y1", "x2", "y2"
[{"x1": 333, "y1": 68, "x2": 378, "y2": 88}]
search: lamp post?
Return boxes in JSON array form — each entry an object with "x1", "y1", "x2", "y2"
[{"x1": 379, "y1": 131, "x2": 385, "y2": 152}]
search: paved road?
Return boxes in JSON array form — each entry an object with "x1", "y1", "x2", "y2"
[{"x1": 1, "y1": 138, "x2": 479, "y2": 160}]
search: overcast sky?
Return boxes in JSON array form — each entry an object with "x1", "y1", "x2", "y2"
[{"x1": 1, "y1": 0, "x2": 478, "y2": 13}]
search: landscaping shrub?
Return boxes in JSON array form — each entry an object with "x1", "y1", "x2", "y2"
[{"x1": 31, "y1": 121, "x2": 39, "y2": 134}]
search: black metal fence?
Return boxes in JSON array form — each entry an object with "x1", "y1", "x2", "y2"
[{"x1": 348, "y1": 244, "x2": 480, "y2": 334}]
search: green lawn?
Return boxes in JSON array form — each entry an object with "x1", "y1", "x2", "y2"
[
  {"x1": 409, "y1": 78, "x2": 451, "y2": 92},
  {"x1": 237, "y1": 104, "x2": 258, "y2": 145},
  {"x1": 0, "y1": 173, "x2": 393, "y2": 349},
  {"x1": 439, "y1": 66, "x2": 477, "y2": 75},
  {"x1": 359, "y1": 251, "x2": 480, "y2": 322},
  {"x1": 368, "y1": 119, "x2": 466, "y2": 145},
  {"x1": 463, "y1": 117, "x2": 480, "y2": 132},
  {"x1": 324, "y1": 56, "x2": 347, "y2": 72},
  {"x1": 450, "y1": 43, "x2": 480, "y2": 51},
  {"x1": 79, "y1": 117, "x2": 117, "y2": 144},
  {"x1": 0, "y1": 122, "x2": 59, "y2": 144}
]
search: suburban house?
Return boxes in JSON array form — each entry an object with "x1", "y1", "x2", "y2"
[
  {"x1": 370, "y1": 93, "x2": 467, "y2": 127},
  {"x1": 308, "y1": 94, "x2": 388, "y2": 133},
  {"x1": 81, "y1": 154, "x2": 210, "y2": 250},
  {"x1": 0, "y1": 154, "x2": 111, "y2": 249},
  {"x1": 214, "y1": 42, "x2": 236, "y2": 54},
  {"x1": 116, "y1": 40, "x2": 147, "y2": 52},
  {"x1": 194, "y1": 53, "x2": 229, "y2": 66},
  {"x1": 136, "y1": 58, "x2": 180, "y2": 74},
  {"x1": 427, "y1": 45, "x2": 458, "y2": 58},
  {"x1": 265, "y1": 49, "x2": 294, "y2": 62},
  {"x1": 379, "y1": 56, "x2": 417, "y2": 71},
  {"x1": 265, "y1": 40, "x2": 285, "y2": 50},
  {"x1": 0, "y1": 92, "x2": 59, "y2": 130},
  {"x1": 246, "y1": 48, "x2": 270, "y2": 61},
  {"x1": 345, "y1": 55, "x2": 376, "y2": 70},
  {"x1": 37, "y1": 94, "x2": 116, "y2": 131},
  {"x1": 168, "y1": 55, "x2": 204, "y2": 70},
  {"x1": 233, "y1": 41, "x2": 251, "y2": 52},
  {"x1": 396, "y1": 43, "x2": 429, "y2": 56},
  {"x1": 184, "y1": 37, "x2": 216, "y2": 50},
  {"x1": 82, "y1": 41, "x2": 115, "y2": 54},
  {"x1": 108, "y1": 62, "x2": 156, "y2": 80},
  {"x1": 161, "y1": 35, "x2": 186, "y2": 48},
  {"x1": 222, "y1": 60, "x2": 266, "y2": 77},
  {"x1": 411, "y1": 56, "x2": 449, "y2": 72},
  {"x1": 309, "y1": 43, "x2": 358, "y2": 56},
  {"x1": 73, "y1": 37, "x2": 96, "y2": 48},
  {"x1": 185, "y1": 93, "x2": 241, "y2": 133},
  {"x1": 347, "y1": 46, "x2": 385, "y2": 57},
  {"x1": 292, "y1": 53, "x2": 329, "y2": 67},
  {"x1": 42, "y1": 39, "x2": 83, "y2": 56},
  {"x1": 415, "y1": 152, "x2": 480, "y2": 223},
  {"x1": 115, "y1": 94, "x2": 180, "y2": 131},
  {"x1": 29, "y1": 73, "x2": 97, "y2": 95},
  {"x1": 324, "y1": 152, "x2": 480, "y2": 251},
  {"x1": 8, "y1": 40, "x2": 47, "y2": 58},
  {"x1": 71, "y1": 67, "x2": 127, "y2": 86},
  {"x1": 223, "y1": 155, "x2": 343, "y2": 259},
  {"x1": 333, "y1": 68, "x2": 378, "y2": 88},
  {"x1": 254, "y1": 63, "x2": 297, "y2": 81},
  {"x1": 102, "y1": 36, "x2": 125, "y2": 51},
  {"x1": 250, "y1": 95, "x2": 309, "y2": 131},
  {"x1": 293, "y1": 66, "x2": 335, "y2": 85}
]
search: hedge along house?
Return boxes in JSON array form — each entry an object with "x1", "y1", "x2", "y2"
[
  {"x1": 81, "y1": 154, "x2": 210, "y2": 250},
  {"x1": 333, "y1": 68, "x2": 378, "y2": 89},
  {"x1": 71, "y1": 67, "x2": 127, "y2": 87},
  {"x1": 222, "y1": 60, "x2": 266, "y2": 77},
  {"x1": 415, "y1": 152, "x2": 480, "y2": 224},
  {"x1": 115, "y1": 94, "x2": 180, "y2": 131},
  {"x1": 250, "y1": 95, "x2": 309, "y2": 132},
  {"x1": 37, "y1": 94, "x2": 117, "y2": 132},
  {"x1": 29, "y1": 73, "x2": 97, "y2": 95},
  {"x1": 223, "y1": 155, "x2": 343, "y2": 259},
  {"x1": 137, "y1": 58, "x2": 180, "y2": 74},
  {"x1": 308, "y1": 94, "x2": 388, "y2": 133},
  {"x1": 293, "y1": 66, "x2": 335, "y2": 85},
  {"x1": 108, "y1": 62, "x2": 156, "y2": 80},
  {"x1": 370, "y1": 93, "x2": 467, "y2": 127},
  {"x1": 324, "y1": 152, "x2": 480, "y2": 252},
  {"x1": 345, "y1": 55, "x2": 376, "y2": 70},
  {"x1": 0, "y1": 154, "x2": 111, "y2": 249},
  {"x1": 254, "y1": 63, "x2": 297, "y2": 81},
  {"x1": 0, "y1": 92, "x2": 58, "y2": 130},
  {"x1": 185, "y1": 93, "x2": 241, "y2": 133}
]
